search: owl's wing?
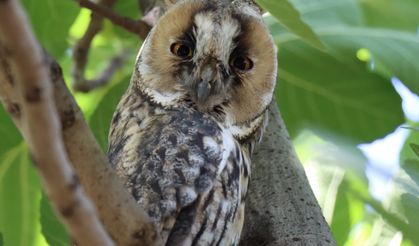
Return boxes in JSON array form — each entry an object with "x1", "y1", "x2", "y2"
[{"x1": 109, "y1": 106, "x2": 245, "y2": 245}]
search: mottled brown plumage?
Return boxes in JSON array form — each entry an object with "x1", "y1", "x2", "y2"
[{"x1": 108, "y1": 0, "x2": 277, "y2": 245}]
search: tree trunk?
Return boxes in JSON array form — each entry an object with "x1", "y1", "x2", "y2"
[{"x1": 241, "y1": 102, "x2": 336, "y2": 245}]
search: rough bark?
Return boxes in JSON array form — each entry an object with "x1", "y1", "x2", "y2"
[
  {"x1": 241, "y1": 102, "x2": 336, "y2": 245},
  {"x1": 0, "y1": 0, "x2": 113, "y2": 245}
]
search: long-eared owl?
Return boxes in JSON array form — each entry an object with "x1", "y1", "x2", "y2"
[{"x1": 108, "y1": 0, "x2": 277, "y2": 245}]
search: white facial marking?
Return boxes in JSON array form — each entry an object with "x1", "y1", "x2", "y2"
[{"x1": 217, "y1": 129, "x2": 236, "y2": 174}]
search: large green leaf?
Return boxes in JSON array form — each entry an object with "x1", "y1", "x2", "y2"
[
  {"x1": 276, "y1": 38, "x2": 403, "y2": 142},
  {"x1": 289, "y1": 0, "x2": 364, "y2": 28},
  {"x1": 256, "y1": 0, "x2": 325, "y2": 49},
  {"x1": 319, "y1": 27, "x2": 419, "y2": 95},
  {"x1": 89, "y1": 78, "x2": 130, "y2": 151},
  {"x1": 0, "y1": 144, "x2": 43, "y2": 246},
  {"x1": 40, "y1": 193, "x2": 69, "y2": 246},
  {"x1": 22, "y1": 0, "x2": 80, "y2": 58},
  {"x1": 271, "y1": 0, "x2": 419, "y2": 94},
  {"x1": 359, "y1": 0, "x2": 419, "y2": 33}
]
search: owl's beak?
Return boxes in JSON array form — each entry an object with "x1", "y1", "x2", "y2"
[
  {"x1": 196, "y1": 59, "x2": 217, "y2": 103},
  {"x1": 197, "y1": 80, "x2": 211, "y2": 103}
]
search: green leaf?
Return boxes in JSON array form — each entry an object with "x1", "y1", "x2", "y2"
[
  {"x1": 271, "y1": 0, "x2": 419, "y2": 94},
  {"x1": 294, "y1": 131, "x2": 368, "y2": 244},
  {"x1": 400, "y1": 127, "x2": 419, "y2": 164},
  {"x1": 409, "y1": 143, "x2": 419, "y2": 158},
  {"x1": 400, "y1": 193, "x2": 419, "y2": 230},
  {"x1": 276, "y1": 38, "x2": 403, "y2": 142},
  {"x1": 0, "y1": 105, "x2": 21, "y2": 156},
  {"x1": 89, "y1": 78, "x2": 130, "y2": 150},
  {"x1": 40, "y1": 192, "x2": 70, "y2": 246},
  {"x1": 21, "y1": 0, "x2": 80, "y2": 58},
  {"x1": 331, "y1": 176, "x2": 366, "y2": 245},
  {"x1": 360, "y1": 0, "x2": 419, "y2": 33},
  {"x1": 287, "y1": 0, "x2": 364, "y2": 28},
  {"x1": 0, "y1": 144, "x2": 43, "y2": 246},
  {"x1": 256, "y1": 0, "x2": 325, "y2": 49},
  {"x1": 320, "y1": 28, "x2": 419, "y2": 95}
]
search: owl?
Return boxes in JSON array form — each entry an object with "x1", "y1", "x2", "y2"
[{"x1": 108, "y1": 0, "x2": 277, "y2": 245}]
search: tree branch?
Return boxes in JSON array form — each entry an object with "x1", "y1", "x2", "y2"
[
  {"x1": 0, "y1": 0, "x2": 113, "y2": 245},
  {"x1": 0, "y1": 1, "x2": 160, "y2": 245},
  {"x1": 72, "y1": 0, "x2": 118, "y2": 92},
  {"x1": 78, "y1": 0, "x2": 152, "y2": 38},
  {"x1": 241, "y1": 102, "x2": 336, "y2": 245},
  {"x1": 72, "y1": 0, "x2": 154, "y2": 93}
]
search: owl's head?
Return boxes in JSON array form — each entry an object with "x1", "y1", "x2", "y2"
[{"x1": 135, "y1": 0, "x2": 277, "y2": 129}]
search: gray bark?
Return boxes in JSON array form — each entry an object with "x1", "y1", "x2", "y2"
[{"x1": 241, "y1": 102, "x2": 336, "y2": 245}]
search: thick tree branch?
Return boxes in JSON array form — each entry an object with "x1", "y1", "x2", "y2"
[
  {"x1": 0, "y1": 52, "x2": 160, "y2": 246},
  {"x1": 0, "y1": 0, "x2": 113, "y2": 245},
  {"x1": 0, "y1": 2, "x2": 160, "y2": 245},
  {"x1": 241, "y1": 102, "x2": 336, "y2": 245}
]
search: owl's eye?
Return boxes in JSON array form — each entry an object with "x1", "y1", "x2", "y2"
[
  {"x1": 170, "y1": 42, "x2": 193, "y2": 59},
  {"x1": 230, "y1": 56, "x2": 253, "y2": 71}
]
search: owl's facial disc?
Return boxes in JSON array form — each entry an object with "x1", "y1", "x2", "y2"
[{"x1": 137, "y1": 0, "x2": 277, "y2": 124}]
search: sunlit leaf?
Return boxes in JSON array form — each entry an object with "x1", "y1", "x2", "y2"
[
  {"x1": 400, "y1": 126, "x2": 419, "y2": 162},
  {"x1": 363, "y1": 196, "x2": 419, "y2": 244},
  {"x1": 0, "y1": 144, "x2": 42, "y2": 246},
  {"x1": 256, "y1": 0, "x2": 325, "y2": 49},
  {"x1": 40, "y1": 192, "x2": 69, "y2": 246},
  {"x1": 400, "y1": 193, "x2": 419, "y2": 230},
  {"x1": 21, "y1": 0, "x2": 79, "y2": 58},
  {"x1": 294, "y1": 131, "x2": 368, "y2": 244}
]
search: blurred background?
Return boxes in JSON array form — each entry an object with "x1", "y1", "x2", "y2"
[{"x1": 0, "y1": 0, "x2": 418, "y2": 245}]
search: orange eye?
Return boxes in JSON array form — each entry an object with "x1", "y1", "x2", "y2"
[
  {"x1": 170, "y1": 42, "x2": 193, "y2": 58},
  {"x1": 230, "y1": 56, "x2": 253, "y2": 71}
]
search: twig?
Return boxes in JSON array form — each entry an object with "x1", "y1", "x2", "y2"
[
  {"x1": 72, "y1": 0, "x2": 155, "y2": 92},
  {"x1": 0, "y1": 0, "x2": 113, "y2": 245},
  {"x1": 72, "y1": 0, "x2": 118, "y2": 92},
  {"x1": 73, "y1": 51, "x2": 126, "y2": 92},
  {"x1": 0, "y1": 2, "x2": 160, "y2": 246},
  {"x1": 78, "y1": 0, "x2": 152, "y2": 38}
]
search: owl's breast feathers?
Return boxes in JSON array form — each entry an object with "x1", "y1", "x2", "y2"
[{"x1": 108, "y1": 85, "x2": 263, "y2": 245}]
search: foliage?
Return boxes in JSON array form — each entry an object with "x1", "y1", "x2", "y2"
[{"x1": 0, "y1": 0, "x2": 418, "y2": 245}]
